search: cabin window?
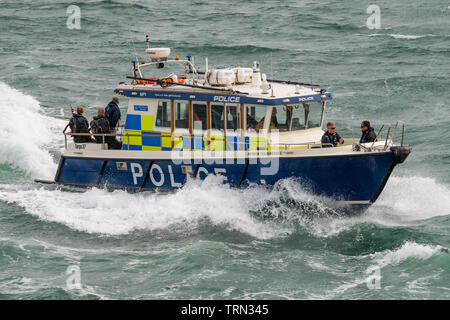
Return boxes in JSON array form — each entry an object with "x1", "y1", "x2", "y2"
[
  {"x1": 156, "y1": 100, "x2": 171, "y2": 128},
  {"x1": 245, "y1": 105, "x2": 266, "y2": 132},
  {"x1": 267, "y1": 106, "x2": 293, "y2": 132},
  {"x1": 304, "y1": 102, "x2": 323, "y2": 129},
  {"x1": 287, "y1": 105, "x2": 305, "y2": 130},
  {"x1": 174, "y1": 101, "x2": 189, "y2": 129},
  {"x1": 192, "y1": 103, "x2": 207, "y2": 131},
  {"x1": 211, "y1": 104, "x2": 225, "y2": 132},
  {"x1": 263, "y1": 103, "x2": 324, "y2": 131},
  {"x1": 225, "y1": 104, "x2": 240, "y2": 132}
]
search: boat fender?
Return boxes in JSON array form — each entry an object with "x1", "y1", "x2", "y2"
[{"x1": 390, "y1": 146, "x2": 412, "y2": 164}]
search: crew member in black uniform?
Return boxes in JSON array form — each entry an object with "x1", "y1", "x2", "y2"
[
  {"x1": 105, "y1": 96, "x2": 121, "y2": 130},
  {"x1": 360, "y1": 120, "x2": 377, "y2": 143},
  {"x1": 321, "y1": 122, "x2": 344, "y2": 147},
  {"x1": 69, "y1": 106, "x2": 94, "y2": 143},
  {"x1": 90, "y1": 107, "x2": 122, "y2": 149}
]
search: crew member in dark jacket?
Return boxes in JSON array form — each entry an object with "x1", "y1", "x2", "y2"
[
  {"x1": 105, "y1": 96, "x2": 121, "y2": 129},
  {"x1": 69, "y1": 106, "x2": 94, "y2": 143},
  {"x1": 321, "y1": 122, "x2": 344, "y2": 147},
  {"x1": 360, "y1": 120, "x2": 377, "y2": 143},
  {"x1": 90, "y1": 107, "x2": 122, "y2": 149},
  {"x1": 90, "y1": 107, "x2": 111, "y2": 143}
]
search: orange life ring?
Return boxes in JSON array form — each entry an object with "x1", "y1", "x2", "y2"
[{"x1": 136, "y1": 77, "x2": 184, "y2": 85}]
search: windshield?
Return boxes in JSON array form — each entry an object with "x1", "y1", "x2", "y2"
[{"x1": 267, "y1": 103, "x2": 324, "y2": 132}]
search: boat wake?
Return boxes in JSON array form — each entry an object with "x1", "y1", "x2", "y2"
[
  {"x1": 0, "y1": 177, "x2": 290, "y2": 238},
  {"x1": 0, "y1": 173, "x2": 449, "y2": 239}
]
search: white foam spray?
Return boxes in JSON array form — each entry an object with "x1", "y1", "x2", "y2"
[
  {"x1": 389, "y1": 34, "x2": 433, "y2": 39},
  {"x1": 0, "y1": 82, "x2": 65, "y2": 178},
  {"x1": 373, "y1": 241, "x2": 448, "y2": 268},
  {"x1": 294, "y1": 175, "x2": 450, "y2": 237},
  {"x1": 249, "y1": 175, "x2": 450, "y2": 238},
  {"x1": 0, "y1": 176, "x2": 290, "y2": 237},
  {"x1": 368, "y1": 34, "x2": 434, "y2": 40},
  {"x1": 367, "y1": 176, "x2": 450, "y2": 222},
  {"x1": 1, "y1": 173, "x2": 449, "y2": 238}
]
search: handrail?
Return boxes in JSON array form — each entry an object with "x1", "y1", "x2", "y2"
[
  {"x1": 65, "y1": 124, "x2": 407, "y2": 152},
  {"x1": 64, "y1": 132, "x2": 323, "y2": 151},
  {"x1": 66, "y1": 133, "x2": 124, "y2": 136},
  {"x1": 385, "y1": 122, "x2": 399, "y2": 150},
  {"x1": 401, "y1": 123, "x2": 405, "y2": 146},
  {"x1": 355, "y1": 121, "x2": 407, "y2": 152},
  {"x1": 370, "y1": 124, "x2": 384, "y2": 149}
]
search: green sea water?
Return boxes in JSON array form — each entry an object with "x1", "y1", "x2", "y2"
[{"x1": 0, "y1": 0, "x2": 449, "y2": 299}]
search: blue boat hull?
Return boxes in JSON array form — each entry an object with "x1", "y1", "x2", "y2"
[{"x1": 50, "y1": 147, "x2": 411, "y2": 213}]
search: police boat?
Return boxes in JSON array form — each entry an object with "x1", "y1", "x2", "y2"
[{"x1": 36, "y1": 39, "x2": 411, "y2": 213}]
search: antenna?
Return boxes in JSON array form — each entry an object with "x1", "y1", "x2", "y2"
[
  {"x1": 270, "y1": 51, "x2": 273, "y2": 83},
  {"x1": 205, "y1": 57, "x2": 209, "y2": 84},
  {"x1": 270, "y1": 52, "x2": 274, "y2": 97}
]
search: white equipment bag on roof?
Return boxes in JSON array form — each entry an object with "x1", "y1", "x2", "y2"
[
  {"x1": 206, "y1": 69, "x2": 236, "y2": 86},
  {"x1": 234, "y1": 67, "x2": 253, "y2": 84}
]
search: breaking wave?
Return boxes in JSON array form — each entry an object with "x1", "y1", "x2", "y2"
[
  {"x1": 366, "y1": 176, "x2": 450, "y2": 224},
  {"x1": 0, "y1": 82, "x2": 65, "y2": 178},
  {"x1": 372, "y1": 241, "x2": 449, "y2": 268}
]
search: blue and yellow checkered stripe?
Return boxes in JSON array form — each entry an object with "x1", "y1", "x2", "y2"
[
  {"x1": 173, "y1": 133, "x2": 205, "y2": 151},
  {"x1": 122, "y1": 114, "x2": 172, "y2": 151},
  {"x1": 249, "y1": 136, "x2": 268, "y2": 151},
  {"x1": 122, "y1": 113, "x2": 287, "y2": 151}
]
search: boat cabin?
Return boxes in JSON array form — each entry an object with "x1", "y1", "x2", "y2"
[{"x1": 113, "y1": 46, "x2": 332, "y2": 152}]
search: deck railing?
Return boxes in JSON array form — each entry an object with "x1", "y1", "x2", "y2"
[
  {"x1": 63, "y1": 122, "x2": 406, "y2": 152},
  {"x1": 63, "y1": 131, "x2": 324, "y2": 151}
]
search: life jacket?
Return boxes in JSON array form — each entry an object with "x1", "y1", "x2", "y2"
[
  {"x1": 70, "y1": 114, "x2": 93, "y2": 143},
  {"x1": 90, "y1": 115, "x2": 110, "y2": 134},
  {"x1": 322, "y1": 131, "x2": 340, "y2": 147},
  {"x1": 71, "y1": 114, "x2": 89, "y2": 133},
  {"x1": 90, "y1": 119, "x2": 99, "y2": 134}
]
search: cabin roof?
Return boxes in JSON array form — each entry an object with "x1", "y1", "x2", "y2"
[{"x1": 114, "y1": 81, "x2": 332, "y2": 106}]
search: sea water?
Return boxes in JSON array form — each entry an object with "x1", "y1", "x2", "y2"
[{"x1": 0, "y1": 0, "x2": 449, "y2": 299}]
